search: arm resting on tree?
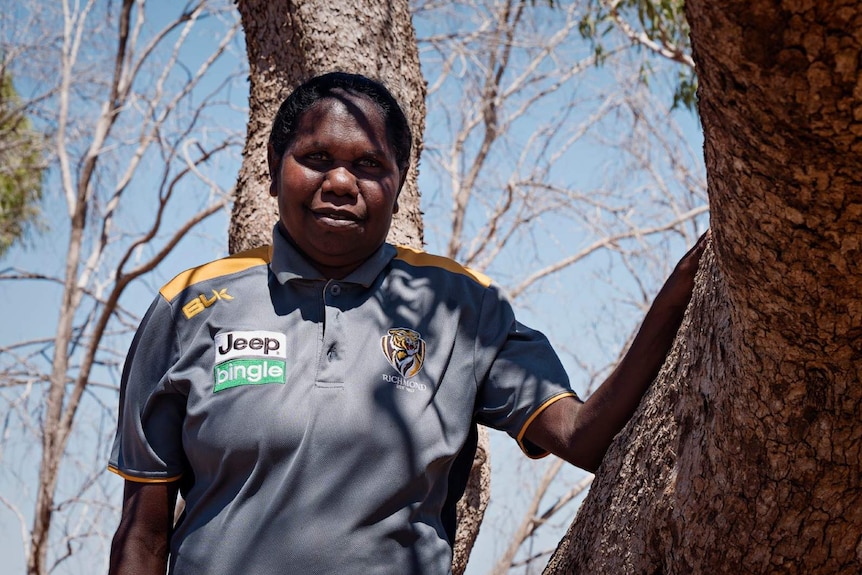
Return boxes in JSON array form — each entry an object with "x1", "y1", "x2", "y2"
[
  {"x1": 525, "y1": 231, "x2": 709, "y2": 473},
  {"x1": 109, "y1": 480, "x2": 178, "y2": 575}
]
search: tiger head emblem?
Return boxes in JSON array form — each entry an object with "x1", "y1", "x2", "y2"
[{"x1": 381, "y1": 328, "x2": 426, "y2": 379}]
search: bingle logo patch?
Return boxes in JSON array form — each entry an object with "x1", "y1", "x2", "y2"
[
  {"x1": 213, "y1": 330, "x2": 287, "y2": 392},
  {"x1": 381, "y1": 328, "x2": 426, "y2": 378}
]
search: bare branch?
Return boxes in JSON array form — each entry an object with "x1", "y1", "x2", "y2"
[{"x1": 509, "y1": 206, "x2": 708, "y2": 300}]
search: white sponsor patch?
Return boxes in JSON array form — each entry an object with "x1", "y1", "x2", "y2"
[{"x1": 214, "y1": 330, "x2": 287, "y2": 361}]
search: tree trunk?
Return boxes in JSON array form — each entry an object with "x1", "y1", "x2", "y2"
[
  {"x1": 545, "y1": 1, "x2": 862, "y2": 573},
  {"x1": 232, "y1": 2, "x2": 489, "y2": 573}
]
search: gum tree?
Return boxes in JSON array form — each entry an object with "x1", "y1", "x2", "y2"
[{"x1": 546, "y1": 1, "x2": 862, "y2": 572}]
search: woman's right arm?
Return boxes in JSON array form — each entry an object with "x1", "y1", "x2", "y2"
[{"x1": 109, "y1": 480, "x2": 178, "y2": 575}]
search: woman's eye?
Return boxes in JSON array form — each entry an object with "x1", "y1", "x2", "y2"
[{"x1": 357, "y1": 158, "x2": 380, "y2": 168}]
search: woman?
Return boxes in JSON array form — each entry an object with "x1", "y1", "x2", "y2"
[{"x1": 108, "y1": 72, "x2": 707, "y2": 574}]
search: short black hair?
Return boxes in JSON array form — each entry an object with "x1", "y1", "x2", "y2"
[{"x1": 269, "y1": 72, "x2": 412, "y2": 174}]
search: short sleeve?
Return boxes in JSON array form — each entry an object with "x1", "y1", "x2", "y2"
[
  {"x1": 473, "y1": 285, "x2": 577, "y2": 458},
  {"x1": 108, "y1": 295, "x2": 187, "y2": 482}
]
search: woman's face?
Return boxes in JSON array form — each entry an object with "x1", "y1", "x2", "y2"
[{"x1": 268, "y1": 91, "x2": 404, "y2": 279}]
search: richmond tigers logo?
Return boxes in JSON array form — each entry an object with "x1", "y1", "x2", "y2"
[{"x1": 381, "y1": 328, "x2": 426, "y2": 378}]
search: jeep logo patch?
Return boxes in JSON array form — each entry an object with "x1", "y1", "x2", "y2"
[{"x1": 213, "y1": 330, "x2": 287, "y2": 392}]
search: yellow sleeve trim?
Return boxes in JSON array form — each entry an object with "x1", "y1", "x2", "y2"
[
  {"x1": 516, "y1": 391, "x2": 578, "y2": 459},
  {"x1": 159, "y1": 245, "x2": 272, "y2": 302},
  {"x1": 394, "y1": 245, "x2": 492, "y2": 288},
  {"x1": 108, "y1": 465, "x2": 182, "y2": 483}
]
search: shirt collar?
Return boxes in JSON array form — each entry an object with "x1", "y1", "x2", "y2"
[{"x1": 269, "y1": 224, "x2": 396, "y2": 287}]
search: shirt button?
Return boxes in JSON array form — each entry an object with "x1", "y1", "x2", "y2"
[{"x1": 330, "y1": 284, "x2": 341, "y2": 296}]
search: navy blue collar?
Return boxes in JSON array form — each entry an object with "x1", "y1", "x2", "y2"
[{"x1": 269, "y1": 225, "x2": 396, "y2": 288}]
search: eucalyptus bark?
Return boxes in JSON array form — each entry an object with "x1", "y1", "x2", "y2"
[
  {"x1": 544, "y1": 1, "x2": 862, "y2": 573},
  {"x1": 231, "y1": 2, "x2": 489, "y2": 572}
]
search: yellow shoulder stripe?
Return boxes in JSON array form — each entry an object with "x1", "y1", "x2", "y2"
[
  {"x1": 160, "y1": 245, "x2": 272, "y2": 302},
  {"x1": 107, "y1": 465, "x2": 182, "y2": 483},
  {"x1": 394, "y1": 245, "x2": 492, "y2": 287},
  {"x1": 516, "y1": 391, "x2": 578, "y2": 459}
]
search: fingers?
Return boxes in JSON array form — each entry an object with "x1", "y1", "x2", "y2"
[
  {"x1": 689, "y1": 228, "x2": 711, "y2": 257},
  {"x1": 678, "y1": 228, "x2": 711, "y2": 269}
]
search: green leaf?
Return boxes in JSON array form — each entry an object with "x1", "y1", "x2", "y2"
[{"x1": 0, "y1": 73, "x2": 46, "y2": 256}]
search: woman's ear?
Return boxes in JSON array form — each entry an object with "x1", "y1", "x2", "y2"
[{"x1": 267, "y1": 144, "x2": 280, "y2": 197}]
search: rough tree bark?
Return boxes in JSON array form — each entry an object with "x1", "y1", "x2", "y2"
[
  {"x1": 545, "y1": 1, "x2": 861, "y2": 573},
  {"x1": 231, "y1": 2, "x2": 489, "y2": 573}
]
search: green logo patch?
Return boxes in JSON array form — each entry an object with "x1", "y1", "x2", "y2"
[{"x1": 214, "y1": 358, "x2": 286, "y2": 392}]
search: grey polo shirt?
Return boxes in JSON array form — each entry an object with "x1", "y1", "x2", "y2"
[{"x1": 109, "y1": 228, "x2": 575, "y2": 575}]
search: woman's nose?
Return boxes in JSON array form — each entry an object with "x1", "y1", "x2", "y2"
[{"x1": 322, "y1": 166, "x2": 358, "y2": 196}]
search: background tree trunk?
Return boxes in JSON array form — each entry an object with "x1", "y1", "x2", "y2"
[
  {"x1": 231, "y1": 2, "x2": 489, "y2": 573},
  {"x1": 544, "y1": 1, "x2": 862, "y2": 573}
]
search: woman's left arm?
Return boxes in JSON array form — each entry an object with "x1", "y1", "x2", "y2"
[{"x1": 525, "y1": 230, "x2": 710, "y2": 472}]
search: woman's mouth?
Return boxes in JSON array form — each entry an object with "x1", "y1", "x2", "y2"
[{"x1": 311, "y1": 209, "x2": 362, "y2": 227}]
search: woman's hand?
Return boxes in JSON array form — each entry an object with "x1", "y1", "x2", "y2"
[{"x1": 659, "y1": 229, "x2": 711, "y2": 309}]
